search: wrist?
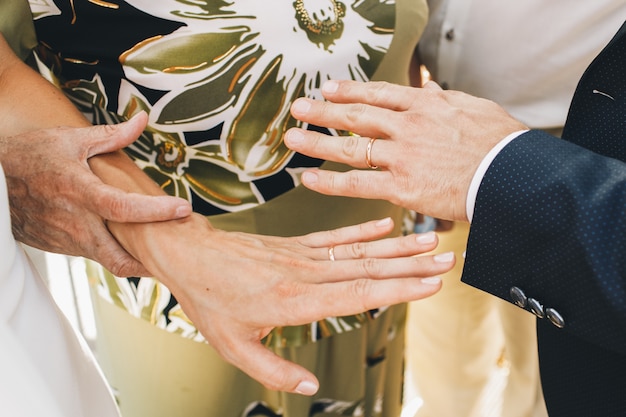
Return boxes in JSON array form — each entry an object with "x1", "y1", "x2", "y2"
[{"x1": 107, "y1": 212, "x2": 211, "y2": 279}]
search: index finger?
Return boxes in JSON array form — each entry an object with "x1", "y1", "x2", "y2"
[
  {"x1": 321, "y1": 80, "x2": 420, "y2": 110},
  {"x1": 289, "y1": 275, "x2": 444, "y2": 322},
  {"x1": 290, "y1": 97, "x2": 397, "y2": 139}
]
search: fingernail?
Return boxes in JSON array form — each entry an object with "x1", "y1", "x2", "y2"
[
  {"x1": 421, "y1": 276, "x2": 441, "y2": 285},
  {"x1": 301, "y1": 171, "x2": 319, "y2": 186},
  {"x1": 295, "y1": 380, "x2": 319, "y2": 396},
  {"x1": 292, "y1": 99, "x2": 311, "y2": 114},
  {"x1": 375, "y1": 217, "x2": 392, "y2": 227},
  {"x1": 175, "y1": 204, "x2": 191, "y2": 218},
  {"x1": 416, "y1": 231, "x2": 436, "y2": 244},
  {"x1": 285, "y1": 129, "x2": 304, "y2": 146},
  {"x1": 129, "y1": 110, "x2": 146, "y2": 121},
  {"x1": 434, "y1": 252, "x2": 454, "y2": 263},
  {"x1": 323, "y1": 80, "x2": 339, "y2": 93}
]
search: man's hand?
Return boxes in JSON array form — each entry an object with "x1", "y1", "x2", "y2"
[
  {"x1": 109, "y1": 214, "x2": 455, "y2": 395},
  {"x1": 0, "y1": 114, "x2": 192, "y2": 277},
  {"x1": 285, "y1": 80, "x2": 527, "y2": 222}
]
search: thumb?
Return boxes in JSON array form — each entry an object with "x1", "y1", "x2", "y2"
[
  {"x1": 226, "y1": 337, "x2": 320, "y2": 396},
  {"x1": 83, "y1": 111, "x2": 149, "y2": 158}
]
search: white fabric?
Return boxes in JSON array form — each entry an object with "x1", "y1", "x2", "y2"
[
  {"x1": 466, "y1": 130, "x2": 528, "y2": 222},
  {"x1": 0, "y1": 164, "x2": 120, "y2": 417},
  {"x1": 420, "y1": 0, "x2": 626, "y2": 129}
]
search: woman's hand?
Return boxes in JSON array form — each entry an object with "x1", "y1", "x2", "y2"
[
  {"x1": 109, "y1": 213, "x2": 454, "y2": 396},
  {"x1": 0, "y1": 35, "x2": 191, "y2": 277},
  {"x1": 0, "y1": 120, "x2": 192, "y2": 277}
]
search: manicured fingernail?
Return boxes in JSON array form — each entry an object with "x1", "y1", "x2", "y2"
[
  {"x1": 295, "y1": 380, "x2": 319, "y2": 396},
  {"x1": 375, "y1": 217, "x2": 392, "y2": 227},
  {"x1": 301, "y1": 171, "x2": 319, "y2": 186},
  {"x1": 323, "y1": 80, "x2": 339, "y2": 93},
  {"x1": 292, "y1": 99, "x2": 311, "y2": 114},
  {"x1": 462, "y1": 251, "x2": 467, "y2": 259},
  {"x1": 175, "y1": 204, "x2": 191, "y2": 217},
  {"x1": 434, "y1": 252, "x2": 454, "y2": 263},
  {"x1": 421, "y1": 276, "x2": 441, "y2": 285},
  {"x1": 285, "y1": 129, "x2": 304, "y2": 146},
  {"x1": 416, "y1": 231, "x2": 436, "y2": 244}
]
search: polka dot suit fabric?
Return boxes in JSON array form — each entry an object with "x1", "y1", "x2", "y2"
[{"x1": 462, "y1": 21, "x2": 626, "y2": 416}]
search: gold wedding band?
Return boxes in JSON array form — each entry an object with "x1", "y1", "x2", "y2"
[
  {"x1": 328, "y1": 246, "x2": 336, "y2": 261},
  {"x1": 366, "y1": 138, "x2": 378, "y2": 169}
]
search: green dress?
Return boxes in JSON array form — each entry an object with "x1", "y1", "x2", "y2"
[{"x1": 30, "y1": 0, "x2": 428, "y2": 415}]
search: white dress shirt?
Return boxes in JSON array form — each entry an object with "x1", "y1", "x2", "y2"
[
  {"x1": 419, "y1": 0, "x2": 626, "y2": 219},
  {"x1": 420, "y1": 0, "x2": 626, "y2": 129}
]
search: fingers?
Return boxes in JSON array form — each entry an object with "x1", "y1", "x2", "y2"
[
  {"x1": 288, "y1": 274, "x2": 446, "y2": 324},
  {"x1": 332, "y1": 231, "x2": 440, "y2": 261},
  {"x1": 290, "y1": 97, "x2": 396, "y2": 139},
  {"x1": 83, "y1": 220, "x2": 152, "y2": 276},
  {"x1": 86, "y1": 184, "x2": 192, "y2": 223},
  {"x1": 299, "y1": 217, "x2": 440, "y2": 261},
  {"x1": 298, "y1": 168, "x2": 398, "y2": 204},
  {"x1": 320, "y1": 80, "x2": 418, "y2": 111},
  {"x1": 285, "y1": 128, "x2": 384, "y2": 170},
  {"x1": 309, "y1": 249, "x2": 454, "y2": 284},
  {"x1": 83, "y1": 111, "x2": 149, "y2": 158},
  {"x1": 92, "y1": 235, "x2": 152, "y2": 277},
  {"x1": 220, "y1": 334, "x2": 320, "y2": 396},
  {"x1": 73, "y1": 112, "x2": 193, "y2": 222},
  {"x1": 296, "y1": 217, "x2": 396, "y2": 248}
]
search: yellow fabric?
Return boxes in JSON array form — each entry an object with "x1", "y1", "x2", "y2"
[
  {"x1": 0, "y1": 0, "x2": 37, "y2": 60},
  {"x1": 406, "y1": 222, "x2": 548, "y2": 417},
  {"x1": 92, "y1": 294, "x2": 407, "y2": 417}
]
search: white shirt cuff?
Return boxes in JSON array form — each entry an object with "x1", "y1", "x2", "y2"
[{"x1": 466, "y1": 130, "x2": 529, "y2": 223}]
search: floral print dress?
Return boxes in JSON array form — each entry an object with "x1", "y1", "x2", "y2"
[{"x1": 29, "y1": 1, "x2": 427, "y2": 416}]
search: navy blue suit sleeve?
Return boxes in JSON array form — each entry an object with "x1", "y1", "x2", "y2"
[{"x1": 461, "y1": 130, "x2": 626, "y2": 355}]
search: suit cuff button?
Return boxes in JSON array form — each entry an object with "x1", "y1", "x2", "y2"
[
  {"x1": 546, "y1": 308, "x2": 565, "y2": 328},
  {"x1": 510, "y1": 286, "x2": 527, "y2": 308},
  {"x1": 527, "y1": 298, "x2": 545, "y2": 318}
]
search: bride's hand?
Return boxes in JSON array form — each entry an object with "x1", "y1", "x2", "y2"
[{"x1": 109, "y1": 214, "x2": 454, "y2": 395}]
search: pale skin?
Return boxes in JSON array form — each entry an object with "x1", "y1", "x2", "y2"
[
  {"x1": 0, "y1": 35, "x2": 455, "y2": 394},
  {"x1": 285, "y1": 79, "x2": 528, "y2": 222}
]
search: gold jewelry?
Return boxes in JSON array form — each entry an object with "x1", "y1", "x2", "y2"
[
  {"x1": 366, "y1": 138, "x2": 378, "y2": 169},
  {"x1": 294, "y1": 0, "x2": 346, "y2": 36},
  {"x1": 328, "y1": 246, "x2": 336, "y2": 261}
]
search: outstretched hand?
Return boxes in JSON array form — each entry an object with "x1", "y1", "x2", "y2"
[
  {"x1": 285, "y1": 80, "x2": 527, "y2": 222},
  {"x1": 110, "y1": 213, "x2": 455, "y2": 395},
  {"x1": 0, "y1": 114, "x2": 192, "y2": 277}
]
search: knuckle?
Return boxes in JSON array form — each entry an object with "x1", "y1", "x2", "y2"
[
  {"x1": 348, "y1": 279, "x2": 372, "y2": 310},
  {"x1": 370, "y1": 81, "x2": 392, "y2": 104},
  {"x1": 341, "y1": 135, "x2": 360, "y2": 158},
  {"x1": 361, "y1": 257, "x2": 383, "y2": 278},
  {"x1": 345, "y1": 103, "x2": 368, "y2": 125},
  {"x1": 94, "y1": 191, "x2": 133, "y2": 222},
  {"x1": 346, "y1": 171, "x2": 365, "y2": 190},
  {"x1": 274, "y1": 280, "x2": 301, "y2": 299},
  {"x1": 346, "y1": 241, "x2": 367, "y2": 259}
]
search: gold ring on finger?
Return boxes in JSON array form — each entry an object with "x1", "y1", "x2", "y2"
[{"x1": 366, "y1": 138, "x2": 378, "y2": 169}]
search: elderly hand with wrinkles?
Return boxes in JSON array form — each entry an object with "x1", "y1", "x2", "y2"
[
  {"x1": 285, "y1": 80, "x2": 527, "y2": 222},
  {"x1": 0, "y1": 122, "x2": 192, "y2": 277}
]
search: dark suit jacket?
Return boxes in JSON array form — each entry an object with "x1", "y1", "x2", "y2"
[{"x1": 462, "y1": 22, "x2": 626, "y2": 416}]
